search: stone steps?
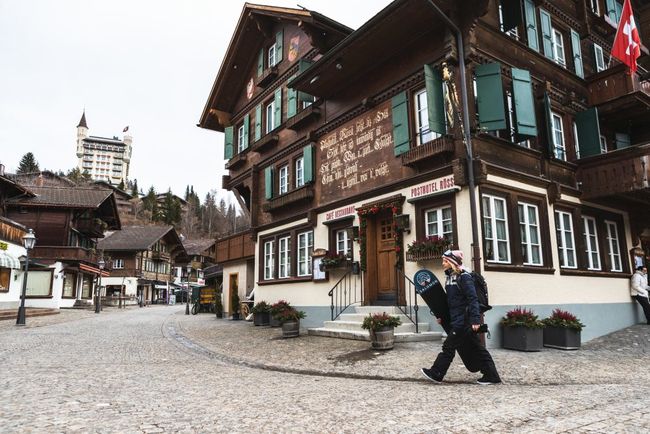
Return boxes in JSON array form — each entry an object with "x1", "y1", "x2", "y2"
[{"x1": 0, "y1": 308, "x2": 60, "y2": 321}]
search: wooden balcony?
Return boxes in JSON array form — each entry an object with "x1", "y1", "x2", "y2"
[
  {"x1": 577, "y1": 143, "x2": 650, "y2": 201},
  {"x1": 262, "y1": 185, "x2": 314, "y2": 212},
  {"x1": 251, "y1": 134, "x2": 279, "y2": 154},
  {"x1": 587, "y1": 65, "x2": 650, "y2": 122},
  {"x1": 151, "y1": 251, "x2": 171, "y2": 261},
  {"x1": 31, "y1": 246, "x2": 100, "y2": 265},
  {"x1": 256, "y1": 66, "x2": 278, "y2": 88},
  {"x1": 225, "y1": 152, "x2": 247, "y2": 170},
  {"x1": 74, "y1": 218, "x2": 106, "y2": 237},
  {"x1": 0, "y1": 217, "x2": 26, "y2": 245},
  {"x1": 216, "y1": 231, "x2": 255, "y2": 263},
  {"x1": 401, "y1": 136, "x2": 454, "y2": 167},
  {"x1": 285, "y1": 105, "x2": 321, "y2": 131}
]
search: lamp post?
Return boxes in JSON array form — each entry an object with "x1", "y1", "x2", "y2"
[
  {"x1": 185, "y1": 264, "x2": 192, "y2": 315},
  {"x1": 16, "y1": 229, "x2": 36, "y2": 326},
  {"x1": 95, "y1": 258, "x2": 105, "y2": 314}
]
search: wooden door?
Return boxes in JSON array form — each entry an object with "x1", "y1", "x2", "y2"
[
  {"x1": 375, "y1": 216, "x2": 397, "y2": 299},
  {"x1": 229, "y1": 273, "x2": 238, "y2": 313}
]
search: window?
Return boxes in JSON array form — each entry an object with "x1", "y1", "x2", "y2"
[
  {"x1": 237, "y1": 124, "x2": 245, "y2": 153},
  {"x1": 25, "y1": 270, "x2": 53, "y2": 297},
  {"x1": 414, "y1": 88, "x2": 438, "y2": 145},
  {"x1": 302, "y1": 95, "x2": 315, "y2": 109},
  {"x1": 62, "y1": 272, "x2": 76, "y2": 298},
  {"x1": 265, "y1": 101, "x2": 275, "y2": 134},
  {"x1": 498, "y1": 2, "x2": 520, "y2": 39},
  {"x1": 518, "y1": 202, "x2": 543, "y2": 265},
  {"x1": 425, "y1": 206, "x2": 454, "y2": 245},
  {"x1": 552, "y1": 28, "x2": 566, "y2": 66},
  {"x1": 268, "y1": 44, "x2": 276, "y2": 68},
  {"x1": 336, "y1": 229, "x2": 352, "y2": 257},
  {"x1": 279, "y1": 165, "x2": 288, "y2": 195},
  {"x1": 113, "y1": 259, "x2": 124, "y2": 269},
  {"x1": 605, "y1": 220, "x2": 622, "y2": 272},
  {"x1": 573, "y1": 121, "x2": 581, "y2": 159},
  {"x1": 594, "y1": 44, "x2": 606, "y2": 72},
  {"x1": 552, "y1": 112, "x2": 566, "y2": 161},
  {"x1": 264, "y1": 241, "x2": 274, "y2": 280},
  {"x1": 278, "y1": 236, "x2": 291, "y2": 279},
  {"x1": 583, "y1": 216, "x2": 601, "y2": 270},
  {"x1": 589, "y1": 0, "x2": 600, "y2": 15},
  {"x1": 0, "y1": 268, "x2": 10, "y2": 291},
  {"x1": 295, "y1": 157, "x2": 304, "y2": 188},
  {"x1": 599, "y1": 135, "x2": 607, "y2": 153},
  {"x1": 555, "y1": 210, "x2": 577, "y2": 268},
  {"x1": 506, "y1": 90, "x2": 530, "y2": 148},
  {"x1": 297, "y1": 231, "x2": 313, "y2": 276},
  {"x1": 482, "y1": 194, "x2": 510, "y2": 263}
]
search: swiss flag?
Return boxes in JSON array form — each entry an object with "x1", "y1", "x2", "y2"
[{"x1": 611, "y1": 0, "x2": 642, "y2": 74}]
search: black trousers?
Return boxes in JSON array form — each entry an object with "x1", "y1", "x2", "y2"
[
  {"x1": 431, "y1": 327, "x2": 500, "y2": 381},
  {"x1": 634, "y1": 295, "x2": 650, "y2": 324}
]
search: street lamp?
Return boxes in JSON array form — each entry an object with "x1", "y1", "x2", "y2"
[
  {"x1": 185, "y1": 263, "x2": 192, "y2": 315},
  {"x1": 16, "y1": 229, "x2": 36, "y2": 326},
  {"x1": 96, "y1": 258, "x2": 105, "y2": 314}
]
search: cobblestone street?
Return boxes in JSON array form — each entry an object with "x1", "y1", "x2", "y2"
[{"x1": 1, "y1": 306, "x2": 649, "y2": 433}]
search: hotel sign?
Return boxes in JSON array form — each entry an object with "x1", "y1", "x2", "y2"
[{"x1": 409, "y1": 175, "x2": 457, "y2": 200}]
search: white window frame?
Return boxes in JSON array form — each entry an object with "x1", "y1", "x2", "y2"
[
  {"x1": 599, "y1": 135, "x2": 607, "y2": 153},
  {"x1": 264, "y1": 240, "x2": 274, "y2": 280},
  {"x1": 583, "y1": 216, "x2": 601, "y2": 270},
  {"x1": 297, "y1": 231, "x2": 313, "y2": 277},
  {"x1": 552, "y1": 112, "x2": 566, "y2": 161},
  {"x1": 336, "y1": 229, "x2": 352, "y2": 257},
  {"x1": 278, "y1": 236, "x2": 291, "y2": 279},
  {"x1": 268, "y1": 44, "x2": 276, "y2": 68},
  {"x1": 498, "y1": 2, "x2": 520, "y2": 39},
  {"x1": 589, "y1": 0, "x2": 600, "y2": 15},
  {"x1": 507, "y1": 90, "x2": 530, "y2": 148},
  {"x1": 482, "y1": 194, "x2": 511, "y2": 263},
  {"x1": 278, "y1": 165, "x2": 288, "y2": 195},
  {"x1": 594, "y1": 43, "x2": 606, "y2": 72},
  {"x1": 265, "y1": 101, "x2": 275, "y2": 134},
  {"x1": 518, "y1": 202, "x2": 543, "y2": 266},
  {"x1": 555, "y1": 210, "x2": 577, "y2": 269},
  {"x1": 573, "y1": 121, "x2": 581, "y2": 159},
  {"x1": 552, "y1": 28, "x2": 566, "y2": 67},
  {"x1": 113, "y1": 259, "x2": 124, "y2": 269},
  {"x1": 425, "y1": 206, "x2": 454, "y2": 245},
  {"x1": 414, "y1": 88, "x2": 436, "y2": 145},
  {"x1": 237, "y1": 124, "x2": 245, "y2": 153},
  {"x1": 295, "y1": 157, "x2": 304, "y2": 188},
  {"x1": 605, "y1": 220, "x2": 622, "y2": 272}
]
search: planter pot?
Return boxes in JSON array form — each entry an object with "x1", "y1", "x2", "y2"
[
  {"x1": 543, "y1": 326, "x2": 581, "y2": 350},
  {"x1": 270, "y1": 315, "x2": 281, "y2": 327},
  {"x1": 281, "y1": 320, "x2": 300, "y2": 338},
  {"x1": 370, "y1": 326, "x2": 395, "y2": 350},
  {"x1": 502, "y1": 326, "x2": 543, "y2": 352},
  {"x1": 215, "y1": 311, "x2": 223, "y2": 319},
  {"x1": 232, "y1": 312, "x2": 241, "y2": 321},
  {"x1": 253, "y1": 311, "x2": 270, "y2": 326}
]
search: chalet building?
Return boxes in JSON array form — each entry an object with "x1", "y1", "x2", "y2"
[
  {"x1": 5, "y1": 184, "x2": 120, "y2": 309},
  {"x1": 199, "y1": 1, "x2": 650, "y2": 345},
  {"x1": 98, "y1": 225, "x2": 186, "y2": 305},
  {"x1": 179, "y1": 239, "x2": 217, "y2": 287},
  {"x1": 215, "y1": 231, "x2": 256, "y2": 315}
]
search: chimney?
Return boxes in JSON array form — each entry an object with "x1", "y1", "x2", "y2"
[
  {"x1": 0, "y1": 163, "x2": 5, "y2": 176},
  {"x1": 36, "y1": 174, "x2": 44, "y2": 187}
]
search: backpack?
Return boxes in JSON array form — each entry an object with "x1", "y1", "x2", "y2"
[{"x1": 470, "y1": 271, "x2": 492, "y2": 313}]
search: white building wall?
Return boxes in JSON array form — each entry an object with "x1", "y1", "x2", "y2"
[{"x1": 0, "y1": 242, "x2": 27, "y2": 309}]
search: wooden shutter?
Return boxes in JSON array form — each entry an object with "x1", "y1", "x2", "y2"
[
  {"x1": 264, "y1": 166, "x2": 274, "y2": 199},
  {"x1": 575, "y1": 108, "x2": 602, "y2": 158},
  {"x1": 476, "y1": 63, "x2": 506, "y2": 131},
  {"x1": 254, "y1": 104, "x2": 262, "y2": 142},
  {"x1": 224, "y1": 126, "x2": 234, "y2": 160},
  {"x1": 512, "y1": 68, "x2": 537, "y2": 138},
  {"x1": 605, "y1": 0, "x2": 618, "y2": 22},
  {"x1": 539, "y1": 9, "x2": 554, "y2": 60},
  {"x1": 303, "y1": 143, "x2": 314, "y2": 183},
  {"x1": 391, "y1": 91, "x2": 410, "y2": 156},
  {"x1": 524, "y1": 0, "x2": 539, "y2": 52},
  {"x1": 501, "y1": 0, "x2": 523, "y2": 32},
  {"x1": 275, "y1": 30, "x2": 283, "y2": 63},
  {"x1": 257, "y1": 48, "x2": 264, "y2": 77},
  {"x1": 242, "y1": 114, "x2": 250, "y2": 150},
  {"x1": 298, "y1": 59, "x2": 315, "y2": 103},
  {"x1": 273, "y1": 87, "x2": 282, "y2": 129},
  {"x1": 287, "y1": 76, "x2": 298, "y2": 119},
  {"x1": 424, "y1": 64, "x2": 446, "y2": 135},
  {"x1": 543, "y1": 92, "x2": 555, "y2": 157},
  {"x1": 570, "y1": 29, "x2": 584, "y2": 78}
]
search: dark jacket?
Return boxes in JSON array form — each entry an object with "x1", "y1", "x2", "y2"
[{"x1": 445, "y1": 269, "x2": 481, "y2": 331}]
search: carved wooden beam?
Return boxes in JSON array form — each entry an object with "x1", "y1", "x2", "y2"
[{"x1": 250, "y1": 12, "x2": 272, "y2": 39}]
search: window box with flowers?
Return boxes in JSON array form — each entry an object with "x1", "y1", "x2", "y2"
[
  {"x1": 318, "y1": 252, "x2": 352, "y2": 272},
  {"x1": 406, "y1": 236, "x2": 451, "y2": 262},
  {"x1": 542, "y1": 309, "x2": 584, "y2": 350},
  {"x1": 500, "y1": 307, "x2": 544, "y2": 352}
]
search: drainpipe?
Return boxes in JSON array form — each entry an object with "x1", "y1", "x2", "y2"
[{"x1": 424, "y1": 0, "x2": 481, "y2": 272}]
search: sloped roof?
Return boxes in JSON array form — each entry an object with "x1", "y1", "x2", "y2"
[
  {"x1": 183, "y1": 238, "x2": 216, "y2": 256},
  {"x1": 0, "y1": 175, "x2": 34, "y2": 198},
  {"x1": 98, "y1": 225, "x2": 176, "y2": 251},
  {"x1": 77, "y1": 111, "x2": 88, "y2": 128},
  {"x1": 7, "y1": 185, "x2": 114, "y2": 209},
  {"x1": 11, "y1": 171, "x2": 77, "y2": 187}
]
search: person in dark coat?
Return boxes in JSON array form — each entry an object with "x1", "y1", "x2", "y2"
[{"x1": 421, "y1": 250, "x2": 501, "y2": 385}]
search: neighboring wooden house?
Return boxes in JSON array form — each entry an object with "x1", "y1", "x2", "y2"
[
  {"x1": 93, "y1": 181, "x2": 134, "y2": 217},
  {"x1": 180, "y1": 238, "x2": 217, "y2": 286},
  {"x1": 11, "y1": 170, "x2": 77, "y2": 188},
  {"x1": 199, "y1": 1, "x2": 650, "y2": 343},
  {"x1": 215, "y1": 231, "x2": 255, "y2": 316},
  {"x1": 98, "y1": 225, "x2": 186, "y2": 304}
]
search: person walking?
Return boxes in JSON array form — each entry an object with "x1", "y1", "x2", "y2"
[
  {"x1": 630, "y1": 265, "x2": 650, "y2": 325},
  {"x1": 421, "y1": 250, "x2": 501, "y2": 385}
]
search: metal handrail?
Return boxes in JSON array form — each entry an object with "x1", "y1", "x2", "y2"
[
  {"x1": 395, "y1": 266, "x2": 419, "y2": 333},
  {"x1": 327, "y1": 265, "x2": 363, "y2": 320}
]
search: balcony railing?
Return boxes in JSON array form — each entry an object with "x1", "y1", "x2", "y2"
[
  {"x1": 31, "y1": 246, "x2": 101, "y2": 265},
  {"x1": 225, "y1": 152, "x2": 247, "y2": 170},
  {"x1": 151, "y1": 251, "x2": 171, "y2": 261},
  {"x1": 401, "y1": 136, "x2": 454, "y2": 166},
  {"x1": 256, "y1": 66, "x2": 278, "y2": 88},
  {"x1": 285, "y1": 105, "x2": 321, "y2": 131},
  {"x1": 75, "y1": 218, "x2": 106, "y2": 237},
  {"x1": 262, "y1": 185, "x2": 314, "y2": 212},
  {"x1": 588, "y1": 64, "x2": 650, "y2": 107},
  {"x1": 216, "y1": 231, "x2": 255, "y2": 263},
  {"x1": 251, "y1": 134, "x2": 279, "y2": 154}
]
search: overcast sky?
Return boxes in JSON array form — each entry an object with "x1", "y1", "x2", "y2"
[{"x1": 0, "y1": 0, "x2": 392, "y2": 201}]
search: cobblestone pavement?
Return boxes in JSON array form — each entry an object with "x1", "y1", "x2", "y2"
[{"x1": 1, "y1": 306, "x2": 649, "y2": 433}]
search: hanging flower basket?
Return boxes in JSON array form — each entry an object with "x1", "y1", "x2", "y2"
[
  {"x1": 405, "y1": 236, "x2": 450, "y2": 262},
  {"x1": 319, "y1": 253, "x2": 352, "y2": 271}
]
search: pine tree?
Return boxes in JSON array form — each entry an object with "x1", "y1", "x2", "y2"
[
  {"x1": 131, "y1": 179, "x2": 139, "y2": 197},
  {"x1": 17, "y1": 152, "x2": 40, "y2": 174},
  {"x1": 67, "y1": 167, "x2": 83, "y2": 184},
  {"x1": 117, "y1": 180, "x2": 125, "y2": 190},
  {"x1": 142, "y1": 186, "x2": 159, "y2": 222}
]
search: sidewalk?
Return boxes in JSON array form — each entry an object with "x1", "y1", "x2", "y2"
[{"x1": 175, "y1": 312, "x2": 650, "y2": 386}]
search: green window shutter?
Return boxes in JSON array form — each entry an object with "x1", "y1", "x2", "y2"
[
  {"x1": 476, "y1": 63, "x2": 506, "y2": 131},
  {"x1": 605, "y1": 0, "x2": 617, "y2": 21},
  {"x1": 501, "y1": 0, "x2": 523, "y2": 32},
  {"x1": 275, "y1": 30, "x2": 283, "y2": 63},
  {"x1": 242, "y1": 114, "x2": 250, "y2": 150},
  {"x1": 424, "y1": 64, "x2": 446, "y2": 135},
  {"x1": 391, "y1": 91, "x2": 410, "y2": 156},
  {"x1": 512, "y1": 68, "x2": 538, "y2": 138},
  {"x1": 298, "y1": 59, "x2": 312, "y2": 73},
  {"x1": 264, "y1": 166, "x2": 274, "y2": 199},
  {"x1": 254, "y1": 104, "x2": 262, "y2": 142},
  {"x1": 303, "y1": 143, "x2": 314, "y2": 183},
  {"x1": 615, "y1": 132, "x2": 631, "y2": 149},
  {"x1": 570, "y1": 29, "x2": 584, "y2": 78},
  {"x1": 257, "y1": 48, "x2": 264, "y2": 77},
  {"x1": 273, "y1": 87, "x2": 282, "y2": 129},
  {"x1": 539, "y1": 9, "x2": 553, "y2": 59},
  {"x1": 524, "y1": 0, "x2": 539, "y2": 52},
  {"x1": 287, "y1": 75, "x2": 298, "y2": 119},
  {"x1": 575, "y1": 107, "x2": 602, "y2": 158},
  {"x1": 543, "y1": 92, "x2": 555, "y2": 156},
  {"x1": 224, "y1": 126, "x2": 234, "y2": 160}
]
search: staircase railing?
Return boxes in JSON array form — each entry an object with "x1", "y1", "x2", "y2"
[
  {"x1": 328, "y1": 266, "x2": 363, "y2": 320},
  {"x1": 395, "y1": 266, "x2": 419, "y2": 333}
]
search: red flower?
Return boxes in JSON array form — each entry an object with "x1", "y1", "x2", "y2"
[{"x1": 395, "y1": 246, "x2": 401, "y2": 253}]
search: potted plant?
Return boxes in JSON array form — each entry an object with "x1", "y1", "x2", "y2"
[
  {"x1": 270, "y1": 300, "x2": 290, "y2": 327},
  {"x1": 231, "y1": 292, "x2": 241, "y2": 320},
  {"x1": 500, "y1": 307, "x2": 544, "y2": 351},
  {"x1": 214, "y1": 294, "x2": 223, "y2": 319},
  {"x1": 361, "y1": 312, "x2": 402, "y2": 350},
  {"x1": 251, "y1": 301, "x2": 271, "y2": 326},
  {"x1": 275, "y1": 306, "x2": 306, "y2": 338},
  {"x1": 406, "y1": 235, "x2": 450, "y2": 262},
  {"x1": 318, "y1": 252, "x2": 350, "y2": 271},
  {"x1": 542, "y1": 309, "x2": 584, "y2": 350}
]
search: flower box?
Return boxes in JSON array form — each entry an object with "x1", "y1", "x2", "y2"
[
  {"x1": 253, "y1": 311, "x2": 270, "y2": 326},
  {"x1": 502, "y1": 326, "x2": 543, "y2": 352},
  {"x1": 543, "y1": 326, "x2": 581, "y2": 350},
  {"x1": 405, "y1": 251, "x2": 444, "y2": 262}
]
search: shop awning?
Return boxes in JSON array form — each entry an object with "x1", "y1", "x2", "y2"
[
  {"x1": 0, "y1": 251, "x2": 22, "y2": 269},
  {"x1": 79, "y1": 263, "x2": 110, "y2": 277}
]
